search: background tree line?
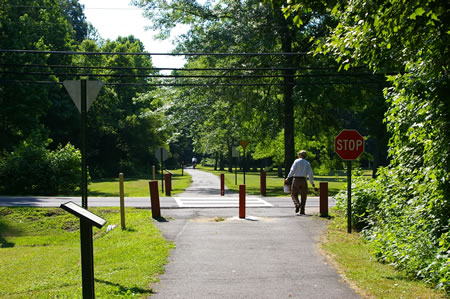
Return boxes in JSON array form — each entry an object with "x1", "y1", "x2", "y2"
[{"x1": 0, "y1": 0, "x2": 168, "y2": 194}]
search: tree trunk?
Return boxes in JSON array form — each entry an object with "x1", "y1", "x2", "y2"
[
  {"x1": 278, "y1": 11, "x2": 296, "y2": 177},
  {"x1": 228, "y1": 142, "x2": 233, "y2": 173},
  {"x1": 214, "y1": 152, "x2": 218, "y2": 170},
  {"x1": 219, "y1": 152, "x2": 225, "y2": 171}
]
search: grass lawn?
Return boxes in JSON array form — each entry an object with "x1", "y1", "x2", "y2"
[
  {"x1": 320, "y1": 209, "x2": 446, "y2": 298},
  {"x1": 196, "y1": 165, "x2": 350, "y2": 196},
  {"x1": 0, "y1": 207, "x2": 173, "y2": 298},
  {"x1": 88, "y1": 168, "x2": 191, "y2": 197}
]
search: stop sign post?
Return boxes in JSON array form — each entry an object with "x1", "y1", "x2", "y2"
[{"x1": 335, "y1": 129, "x2": 365, "y2": 233}]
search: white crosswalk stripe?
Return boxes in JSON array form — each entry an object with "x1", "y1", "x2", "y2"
[{"x1": 174, "y1": 196, "x2": 273, "y2": 208}]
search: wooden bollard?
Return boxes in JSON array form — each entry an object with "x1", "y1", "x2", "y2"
[
  {"x1": 320, "y1": 182, "x2": 328, "y2": 217},
  {"x1": 164, "y1": 173, "x2": 171, "y2": 196},
  {"x1": 149, "y1": 181, "x2": 161, "y2": 218},
  {"x1": 220, "y1": 174, "x2": 225, "y2": 196},
  {"x1": 239, "y1": 184, "x2": 246, "y2": 219},
  {"x1": 119, "y1": 173, "x2": 125, "y2": 229},
  {"x1": 260, "y1": 171, "x2": 266, "y2": 196}
]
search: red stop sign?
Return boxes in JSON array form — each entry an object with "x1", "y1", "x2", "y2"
[{"x1": 335, "y1": 129, "x2": 365, "y2": 160}]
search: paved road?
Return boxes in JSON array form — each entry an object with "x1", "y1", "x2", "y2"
[{"x1": 0, "y1": 168, "x2": 336, "y2": 211}]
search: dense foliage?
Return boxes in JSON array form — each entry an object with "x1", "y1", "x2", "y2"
[
  {"x1": 0, "y1": 135, "x2": 82, "y2": 195},
  {"x1": 284, "y1": 0, "x2": 449, "y2": 292},
  {"x1": 0, "y1": 0, "x2": 168, "y2": 191},
  {"x1": 134, "y1": 0, "x2": 388, "y2": 175}
]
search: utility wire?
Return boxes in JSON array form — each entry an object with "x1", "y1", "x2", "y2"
[
  {"x1": 0, "y1": 79, "x2": 386, "y2": 87},
  {"x1": 0, "y1": 63, "x2": 350, "y2": 72},
  {"x1": 0, "y1": 70, "x2": 384, "y2": 79},
  {"x1": 0, "y1": 49, "x2": 309, "y2": 56}
]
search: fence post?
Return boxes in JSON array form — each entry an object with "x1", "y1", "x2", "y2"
[
  {"x1": 320, "y1": 182, "x2": 328, "y2": 217},
  {"x1": 239, "y1": 184, "x2": 246, "y2": 219},
  {"x1": 220, "y1": 174, "x2": 225, "y2": 196},
  {"x1": 149, "y1": 181, "x2": 161, "y2": 218},
  {"x1": 164, "y1": 173, "x2": 171, "y2": 196},
  {"x1": 152, "y1": 165, "x2": 156, "y2": 180},
  {"x1": 260, "y1": 171, "x2": 266, "y2": 196},
  {"x1": 119, "y1": 173, "x2": 125, "y2": 229}
]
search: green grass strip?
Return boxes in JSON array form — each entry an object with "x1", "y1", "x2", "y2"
[
  {"x1": 196, "y1": 165, "x2": 347, "y2": 196},
  {"x1": 320, "y1": 210, "x2": 446, "y2": 298},
  {"x1": 88, "y1": 168, "x2": 191, "y2": 197},
  {"x1": 0, "y1": 207, "x2": 174, "y2": 298}
]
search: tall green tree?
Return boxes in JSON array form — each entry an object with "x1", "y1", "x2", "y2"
[{"x1": 0, "y1": 0, "x2": 82, "y2": 152}]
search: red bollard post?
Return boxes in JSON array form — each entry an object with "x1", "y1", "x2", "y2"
[
  {"x1": 220, "y1": 174, "x2": 225, "y2": 196},
  {"x1": 149, "y1": 181, "x2": 161, "y2": 218},
  {"x1": 320, "y1": 182, "x2": 328, "y2": 217},
  {"x1": 165, "y1": 173, "x2": 171, "y2": 196},
  {"x1": 260, "y1": 171, "x2": 266, "y2": 196},
  {"x1": 239, "y1": 184, "x2": 246, "y2": 219}
]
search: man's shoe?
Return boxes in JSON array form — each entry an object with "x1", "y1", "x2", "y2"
[
  {"x1": 300, "y1": 210, "x2": 305, "y2": 215},
  {"x1": 295, "y1": 206, "x2": 300, "y2": 213}
]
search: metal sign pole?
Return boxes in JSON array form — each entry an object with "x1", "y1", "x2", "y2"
[
  {"x1": 161, "y1": 148, "x2": 164, "y2": 193},
  {"x1": 243, "y1": 148, "x2": 246, "y2": 185},
  {"x1": 235, "y1": 156, "x2": 237, "y2": 185},
  {"x1": 80, "y1": 221, "x2": 95, "y2": 298},
  {"x1": 347, "y1": 160, "x2": 352, "y2": 233},
  {"x1": 81, "y1": 80, "x2": 87, "y2": 209}
]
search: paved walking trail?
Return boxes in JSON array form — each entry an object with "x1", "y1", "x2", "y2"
[{"x1": 149, "y1": 168, "x2": 359, "y2": 298}]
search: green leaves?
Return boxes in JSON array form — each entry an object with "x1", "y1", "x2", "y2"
[{"x1": 409, "y1": 7, "x2": 426, "y2": 20}]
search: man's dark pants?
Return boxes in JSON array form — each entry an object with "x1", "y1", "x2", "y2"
[{"x1": 291, "y1": 177, "x2": 308, "y2": 214}]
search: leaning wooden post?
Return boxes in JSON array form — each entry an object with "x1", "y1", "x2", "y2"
[
  {"x1": 119, "y1": 173, "x2": 125, "y2": 229},
  {"x1": 149, "y1": 181, "x2": 161, "y2": 218}
]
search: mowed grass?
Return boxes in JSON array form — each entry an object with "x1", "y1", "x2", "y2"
[
  {"x1": 0, "y1": 207, "x2": 174, "y2": 298},
  {"x1": 196, "y1": 165, "x2": 348, "y2": 196},
  {"x1": 320, "y1": 209, "x2": 446, "y2": 298},
  {"x1": 89, "y1": 168, "x2": 191, "y2": 197}
]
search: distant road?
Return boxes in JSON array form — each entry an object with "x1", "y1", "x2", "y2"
[{"x1": 0, "y1": 169, "x2": 336, "y2": 210}]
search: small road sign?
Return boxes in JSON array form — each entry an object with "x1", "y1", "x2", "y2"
[
  {"x1": 240, "y1": 140, "x2": 249, "y2": 149},
  {"x1": 155, "y1": 147, "x2": 169, "y2": 162},
  {"x1": 334, "y1": 129, "x2": 365, "y2": 160},
  {"x1": 63, "y1": 80, "x2": 103, "y2": 113}
]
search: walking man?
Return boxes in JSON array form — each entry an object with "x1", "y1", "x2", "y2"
[{"x1": 285, "y1": 150, "x2": 318, "y2": 215}]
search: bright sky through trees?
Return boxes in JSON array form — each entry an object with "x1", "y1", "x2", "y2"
[{"x1": 78, "y1": 0, "x2": 188, "y2": 68}]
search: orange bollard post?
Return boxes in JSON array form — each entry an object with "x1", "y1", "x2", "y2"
[
  {"x1": 320, "y1": 182, "x2": 328, "y2": 217},
  {"x1": 149, "y1": 181, "x2": 161, "y2": 218},
  {"x1": 260, "y1": 171, "x2": 266, "y2": 196},
  {"x1": 220, "y1": 174, "x2": 225, "y2": 196},
  {"x1": 239, "y1": 184, "x2": 246, "y2": 219},
  {"x1": 164, "y1": 173, "x2": 171, "y2": 196}
]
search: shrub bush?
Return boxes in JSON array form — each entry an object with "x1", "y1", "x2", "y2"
[
  {"x1": 335, "y1": 171, "x2": 382, "y2": 231},
  {"x1": 0, "y1": 141, "x2": 82, "y2": 195}
]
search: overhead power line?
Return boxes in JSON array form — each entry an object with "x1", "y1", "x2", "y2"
[
  {"x1": 0, "y1": 49, "x2": 309, "y2": 56},
  {"x1": 0, "y1": 63, "x2": 348, "y2": 72},
  {"x1": 0, "y1": 70, "x2": 384, "y2": 79},
  {"x1": 0, "y1": 79, "x2": 383, "y2": 87}
]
